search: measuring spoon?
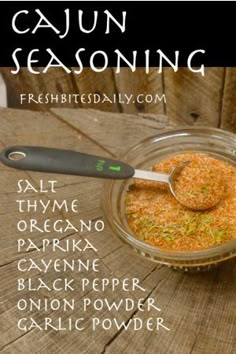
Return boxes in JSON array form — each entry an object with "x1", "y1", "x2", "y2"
[{"x1": 0, "y1": 145, "x2": 191, "y2": 206}]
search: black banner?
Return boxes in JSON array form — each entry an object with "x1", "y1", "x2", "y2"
[{"x1": 0, "y1": 1, "x2": 235, "y2": 67}]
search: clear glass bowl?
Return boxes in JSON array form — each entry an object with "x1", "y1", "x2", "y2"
[{"x1": 102, "y1": 127, "x2": 236, "y2": 271}]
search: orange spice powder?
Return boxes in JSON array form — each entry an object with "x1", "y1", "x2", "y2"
[
  {"x1": 125, "y1": 152, "x2": 236, "y2": 251},
  {"x1": 174, "y1": 162, "x2": 225, "y2": 210}
]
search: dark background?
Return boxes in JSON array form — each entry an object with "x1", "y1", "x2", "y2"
[{"x1": 0, "y1": 1, "x2": 234, "y2": 67}]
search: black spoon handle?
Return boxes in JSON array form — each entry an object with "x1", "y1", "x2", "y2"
[{"x1": 0, "y1": 146, "x2": 135, "y2": 179}]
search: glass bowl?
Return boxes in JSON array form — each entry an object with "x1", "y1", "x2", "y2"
[{"x1": 102, "y1": 127, "x2": 236, "y2": 271}]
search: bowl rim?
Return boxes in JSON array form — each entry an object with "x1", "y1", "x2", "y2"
[{"x1": 103, "y1": 126, "x2": 236, "y2": 264}]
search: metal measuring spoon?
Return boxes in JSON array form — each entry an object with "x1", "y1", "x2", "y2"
[{"x1": 0, "y1": 145, "x2": 194, "y2": 208}]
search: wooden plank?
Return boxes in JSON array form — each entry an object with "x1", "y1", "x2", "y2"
[
  {"x1": 51, "y1": 108, "x2": 170, "y2": 157},
  {"x1": 0, "y1": 73, "x2": 7, "y2": 107},
  {"x1": 71, "y1": 68, "x2": 121, "y2": 112},
  {"x1": 0, "y1": 108, "x2": 123, "y2": 351},
  {"x1": 0, "y1": 107, "x2": 167, "y2": 352},
  {"x1": 0, "y1": 107, "x2": 112, "y2": 158},
  {"x1": 0, "y1": 68, "x2": 79, "y2": 111},
  {"x1": 104, "y1": 261, "x2": 236, "y2": 354},
  {"x1": 0, "y1": 107, "x2": 117, "y2": 266},
  {"x1": 1, "y1": 67, "x2": 164, "y2": 114},
  {"x1": 113, "y1": 68, "x2": 165, "y2": 114},
  {"x1": 0, "y1": 261, "x2": 158, "y2": 354},
  {"x1": 1, "y1": 256, "x2": 235, "y2": 354},
  {"x1": 163, "y1": 67, "x2": 225, "y2": 127},
  {"x1": 220, "y1": 67, "x2": 236, "y2": 133},
  {"x1": 0, "y1": 107, "x2": 235, "y2": 354}
]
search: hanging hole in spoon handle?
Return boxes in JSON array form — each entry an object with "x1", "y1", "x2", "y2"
[
  {"x1": 8, "y1": 151, "x2": 26, "y2": 161},
  {"x1": 0, "y1": 146, "x2": 135, "y2": 179}
]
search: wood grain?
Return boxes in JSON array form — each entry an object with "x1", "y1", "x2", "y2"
[
  {"x1": 113, "y1": 68, "x2": 165, "y2": 114},
  {"x1": 0, "y1": 107, "x2": 235, "y2": 354},
  {"x1": 220, "y1": 67, "x2": 236, "y2": 132},
  {"x1": 0, "y1": 68, "x2": 77, "y2": 111},
  {"x1": 72, "y1": 68, "x2": 121, "y2": 112},
  {"x1": 163, "y1": 67, "x2": 225, "y2": 127},
  {"x1": 51, "y1": 107, "x2": 170, "y2": 157},
  {"x1": 1, "y1": 67, "x2": 236, "y2": 135}
]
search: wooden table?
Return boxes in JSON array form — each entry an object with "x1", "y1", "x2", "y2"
[{"x1": 0, "y1": 107, "x2": 235, "y2": 354}]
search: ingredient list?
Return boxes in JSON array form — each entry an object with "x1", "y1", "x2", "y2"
[{"x1": 16, "y1": 179, "x2": 170, "y2": 333}]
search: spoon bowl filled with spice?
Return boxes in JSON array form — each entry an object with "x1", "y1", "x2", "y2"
[
  {"x1": 102, "y1": 127, "x2": 236, "y2": 271},
  {"x1": 166, "y1": 159, "x2": 226, "y2": 210}
]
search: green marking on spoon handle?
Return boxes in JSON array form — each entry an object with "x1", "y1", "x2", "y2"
[{"x1": 109, "y1": 165, "x2": 121, "y2": 172}]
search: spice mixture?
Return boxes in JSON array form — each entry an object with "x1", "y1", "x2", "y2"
[
  {"x1": 125, "y1": 152, "x2": 236, "y2": 251},
  {"x1": 174, "y1": 161, "x2": 225, "y2": 210}
]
